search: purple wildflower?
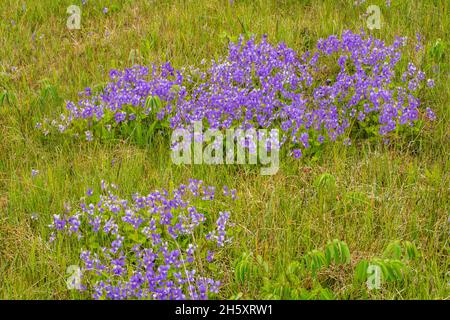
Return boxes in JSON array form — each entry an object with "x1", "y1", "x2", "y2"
[
  {"x1": 49, "y1": 181, "x2": 233, "y2": 300},
  {"x1": 40, "y1": 31, "x2": 436, "y2": 159}
]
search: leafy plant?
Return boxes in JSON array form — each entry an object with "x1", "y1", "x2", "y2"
[
  {"x1": 233, "y1": 239, "x2": 351, "y2": 300},
  {"x1": 313, "y1": 173, "x2": 337, "y2": 210},
  {"x1": 233, "y1": 239, "x2": 422, "y2": 299},
  {"x1": 354, "y1": 240, "x2": 420, "y2": 287}
]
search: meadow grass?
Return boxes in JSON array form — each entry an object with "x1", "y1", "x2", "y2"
[{"x1": 0, "y1": 0, "x2": 448, "y2": 299}]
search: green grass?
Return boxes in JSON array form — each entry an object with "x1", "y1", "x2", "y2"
[{"x1": 0, "y1": 0, "x2": 448, "y2": 299}]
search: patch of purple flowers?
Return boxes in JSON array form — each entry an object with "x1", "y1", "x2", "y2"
[
  {"x1": 49, "y1": 180, "x2": 236, "y2": 300},
  {"x1": 39, "y1": 30, "x2": 435, "y2": 156}
]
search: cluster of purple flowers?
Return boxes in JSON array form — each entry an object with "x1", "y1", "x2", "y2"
[
  {"x1": 38, "y1": 30, "x2": 435, "y2": 157},
  {"x1": 49, "y1": 180, "x2": 236, "y2": 300}
]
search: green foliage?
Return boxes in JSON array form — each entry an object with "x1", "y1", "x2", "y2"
[
  {"x1": 428, "y1": 39, "x2": 447, "y2": 63},
  {"x1": 324, "y1": 239, "x2": 351, "y2": 265},
  {"x1": 313, "y1": 173, "x2": 336, "y2": 191},
  {"x1": 354, "y1": 240, "x2": 420, "y2": 287},
  {"x1": 383, "y1": 240, "x2": 419, "y2": 260},
  {"x1": 301, "y1": 240, "x2": 351, "y2": 276},
  {"x1": 234, "y1": 252, "x2": 260, "y2": 284},
  {"x1": 233, "y1": 240, "x2": 351, "y2": 299},
  {"x1": 0, "y1": 90, "x2": 8, "y2": 107},
  {"x1": 233, "y1": 239, "x2": 424, "y2": 299},
  {"x1": 313, "y1": 173, "x2": 337, "y2": 210},
  {"x1": 0, "y1": 90, "x2": 16, "y2": 108}
]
